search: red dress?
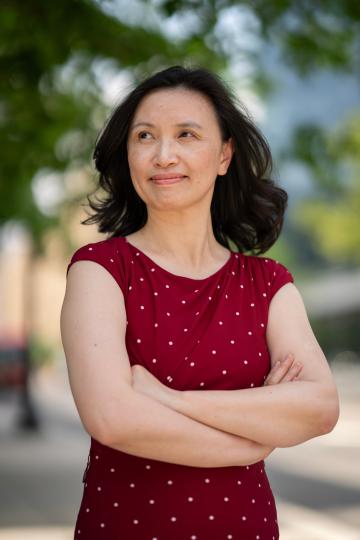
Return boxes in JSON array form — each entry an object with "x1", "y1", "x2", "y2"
[{"x1": 66, "y1": 235, "x2": 294, "y2": 540}]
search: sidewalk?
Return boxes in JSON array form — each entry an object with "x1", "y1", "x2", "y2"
[{"x1": 0, "y1": 359, "x2": 359, "y2": 539}]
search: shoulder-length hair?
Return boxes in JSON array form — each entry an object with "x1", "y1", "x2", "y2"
[{"x1": 81, "y1": 64, "x2": 288, "y2": 254}]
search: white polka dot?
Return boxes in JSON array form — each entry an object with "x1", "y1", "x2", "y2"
[
  {"x1": 184, "y1": 328, "x2": 188, "y2": 332},
  {"x1": 167, "y1": 480, "x2": 173, "y2": 485},
  {"x1": 133, "y1": 519, "x2": 139, "y2": 524},
  {"x1": 166, "y1": 312, "x2": 171, "y2": 316},
  {"x1": 244, "y1": 360, "x2": 248, "y2": 365},
  {"x1": 88, "y1": 247, "x2": 93, "y2": 251},
  {"x1": 250, "y1": 303, "x2": 255, "y2": 307},
  {"x1": 145, "y1": 464, "x2": 151, "y2": 469},
  {"x1": 154, "y1": 323, "x2": 158, "y2": 327},
  {"x1": 181, "y1": 300, "x2": 186, "y2": 304},
  {"x1": 222, "y1": 370, "x2": 227, "y2": 374},
  {"x1": 136, "y1": 338, "x2": 141, "y2": 343},
  {"x1": 86, "y1": 508, "x2": 90, "y2": 512},
  {"x1": 235, "y1": 311, "x2": 240, "y2": 315},
  {"x1": 209, "y1": 515, "x2": 215, "y2": 520},
  {"x1": 248, "y1": 331, "x2": 252, "y2": 335},
  {"x1": 140, "y1": 305, "x2": 144, "y2": 310},
  {"x1": 149, "y1": 499, "x2": 155, "y2": 504},
  {"x1": 168, "y1": 340, "x2": 173, "y2": 346},
  {"x1": 114, "y1": 502, "x2": 119, "y2": 507},
  {"x1": 242, "y1": 516, "x2": 247, "y2": 521},
  {"x1": 95, "y1": 455, "x2": 99, "y2": 460},
  {"x1": 190, "y1": 362, "x2": 195, "y2": 367},
  {"x1": 110, "y1": 258, "x2": 114, "y2": 263},
  {"x1": 204, "y1": 478, "x2": 210, "y2": 483},
  {"x1": 224, "y1": 496, "x2": 229, "y2": 502},
  {"x1": 151, "y1": 268, "x2": 155, "y2": 272},
  {"x1": 263, "y1": 292, "x2": 267, "y2": 297},
  {"x1": 252, "y1": 498, "x2": 256, "y2": 503},
  {"x1": 260, "y1": 323, "x2": 265, "y2": 327},
  {"x1": 100, "y1": 523, "x2": 105, "y2": 528},
  {"x1": 219, "y1": 321, "x2": 223, "y2": 325},
  {"x1": 130, "y1": 483, "x2": 135, "y2": 488},
  {"x1": 154, "y1": 291, "x2": 158, "y2": 296},
  {"x1": 165, "y1": 284, "x2": 170, "y2": 288},
  {"x1": 208, "y1": 296, "x2": 212, "y2": 300},
  {"x1": 227, "y1": 536, "x2": 233, "y2": 539},
  {"x1": 191, "y1": 536, "x2": 197, "y2": 540},
  {"x1": 200, "y1": 382, "x2": 205, "y2": 386},
  {"x1": 211, "y1": 350, "x2": 216, "y2": 354},
  {"x1": 264, "y1": 517, "x2": 267, "y2": 522},
  {"x1": 110, "y1": 468, "x2": 115, "y2": 472},
  {"x1": 230, "y1": 340, "x2": 235, "y2": 344},
  {"x1": 97, "y1": 486, "x2": 101, "y2": 491},
  {"x1": 188, "y1": 496, "x2": 194, "y2": 502},
  {"x1": 170, "y1": 516, "x2": 177, "y2": 522},
  {"x1": 237, "y1": 480, "x2": 242, "y2": 485},
  {"x1": 152, "y1": 358, "x2": 157, "y2": 363}
]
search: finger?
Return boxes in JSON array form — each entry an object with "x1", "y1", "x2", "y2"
[
  {"x1": 281, "y1": 362, "x2": 303, "y2": 382},
  {"x1": 264, "y1": 354, "x2": 295, "y2": 385}
]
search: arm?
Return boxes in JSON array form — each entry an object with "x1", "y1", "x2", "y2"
[
  {"x1": 61, "y1": 260, "x2": 272, "y2": 468},
  {"x1": 149, "y1": 283, "x2": 339, "y2": 448}
]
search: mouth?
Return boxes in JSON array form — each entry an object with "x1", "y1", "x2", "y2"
[{"x1": 151, "y1": 175, "x2": 187, "y2": 185}]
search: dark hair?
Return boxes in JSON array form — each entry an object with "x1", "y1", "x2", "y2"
[{"x1": 81, "y1": 64, "x2": 288, "y2": 254}]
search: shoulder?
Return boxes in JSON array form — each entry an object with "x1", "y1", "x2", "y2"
[
  {"x1": 240, "y1": 253, "x2": 294, "y2": 302},
  {"x1": 66, "y1": 236, "x2": 128, "y2": 296}
]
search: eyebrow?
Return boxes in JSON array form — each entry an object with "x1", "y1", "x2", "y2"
[{"x1": 130, "y1": 121, "x2": 203, "y2": 131}]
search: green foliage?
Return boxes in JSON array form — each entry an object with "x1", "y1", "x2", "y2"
[{"x1": 287, "y1": 113, "x2": 360, "y2": 264}]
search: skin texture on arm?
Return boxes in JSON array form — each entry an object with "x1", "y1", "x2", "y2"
[
  {"x1": 61, "y1": 260, "x2": 272, "y2": 468},
  {"x1": 133, "y1": 283, "x2": 340, "y2": 448}
]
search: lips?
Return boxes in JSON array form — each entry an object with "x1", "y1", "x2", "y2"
[{"x1": 151, "y1": 174, "x2": 187, "y2": 185}]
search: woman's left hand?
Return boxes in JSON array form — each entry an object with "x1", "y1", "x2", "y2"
[{"x1": 131, "y1": 364, "x2": 174, "y2": 407}]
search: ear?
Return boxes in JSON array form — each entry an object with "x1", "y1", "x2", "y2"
[{"x1": 218, "y1": 138, "x2": 234, "y2": 176}]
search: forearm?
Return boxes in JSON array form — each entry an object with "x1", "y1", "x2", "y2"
[
  {"x1": 99, "y1": 386, "x2": 272, "y2": 467},
  {"x1": 168, "y1": 380, "x2": 338, "y2": 447}
]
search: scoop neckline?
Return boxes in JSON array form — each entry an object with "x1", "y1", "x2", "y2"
[{"x1": 121, "y1": 235, "x2": 233, "y2": 282}]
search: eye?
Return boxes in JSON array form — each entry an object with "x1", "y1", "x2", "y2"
[
  {"x1": 138, "y1": 131, "x2": 152, "y2": 140},
  {"x1": 180, "y1": 131, "x2": 195, "y2": 138}
]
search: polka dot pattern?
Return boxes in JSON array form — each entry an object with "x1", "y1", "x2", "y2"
[{"x1": 67, "y1": 236, "x2": 294, "y2": 539}]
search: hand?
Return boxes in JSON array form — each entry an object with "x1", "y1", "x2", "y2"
[
  {"x1": 131, "y1": 364, "x2": 174, "y2": 406},
  {"x1": 264, "y1": 353, "x2": 302, "y2": 386}
]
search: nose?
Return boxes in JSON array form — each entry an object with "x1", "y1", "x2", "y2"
[{"x1": 153, "y1": 139, "x2": 179, "y2": 167}]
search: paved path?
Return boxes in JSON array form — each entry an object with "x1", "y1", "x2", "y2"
[{"x1": 0, "y1": 360, "x2": 359, "y2": 539}]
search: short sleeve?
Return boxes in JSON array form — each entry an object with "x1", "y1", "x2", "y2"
[
  {"x1": 66, "y1": 237, "x2": 127, "y2": 297},
  {"x1": 267, "y1": 258, "x2": 294, "y2": 301}
]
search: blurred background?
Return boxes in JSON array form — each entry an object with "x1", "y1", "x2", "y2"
[{"x1": 1, "y1": 1, "x2": 359, "y2": 538}]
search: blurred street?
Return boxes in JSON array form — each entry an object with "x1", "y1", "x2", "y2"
[{"x1": 0, "y1": 360, "x2": 359, "y2": 540}]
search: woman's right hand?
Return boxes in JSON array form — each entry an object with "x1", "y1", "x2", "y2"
[{"x1": 263, "y1": 353, "x2": 302, "y2": 386}]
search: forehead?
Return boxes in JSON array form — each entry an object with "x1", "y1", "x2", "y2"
[{"x1": 132, "y1": 88, "x2": 218, "y2": 124}]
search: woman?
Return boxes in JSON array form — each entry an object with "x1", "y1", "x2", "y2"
[{"x1": 61, "y1": 65, "x2": 339, "y2": 539}]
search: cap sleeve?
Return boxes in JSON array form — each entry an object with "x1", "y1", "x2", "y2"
[
  {"x1": 66, "y1": 237, "x2": 127, "y2": 296},
  {"x1": 267, "y1": 258, "x2": 294, "y2": 301}
]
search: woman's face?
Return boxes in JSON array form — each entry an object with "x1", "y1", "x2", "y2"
[{"x1": 126, "y1": 87, "x2": 233, "y2": 211}]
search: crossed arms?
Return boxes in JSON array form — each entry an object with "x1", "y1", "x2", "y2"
[{"x1": 61, "y1": 261, "x2": 339, "y2": 468}]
